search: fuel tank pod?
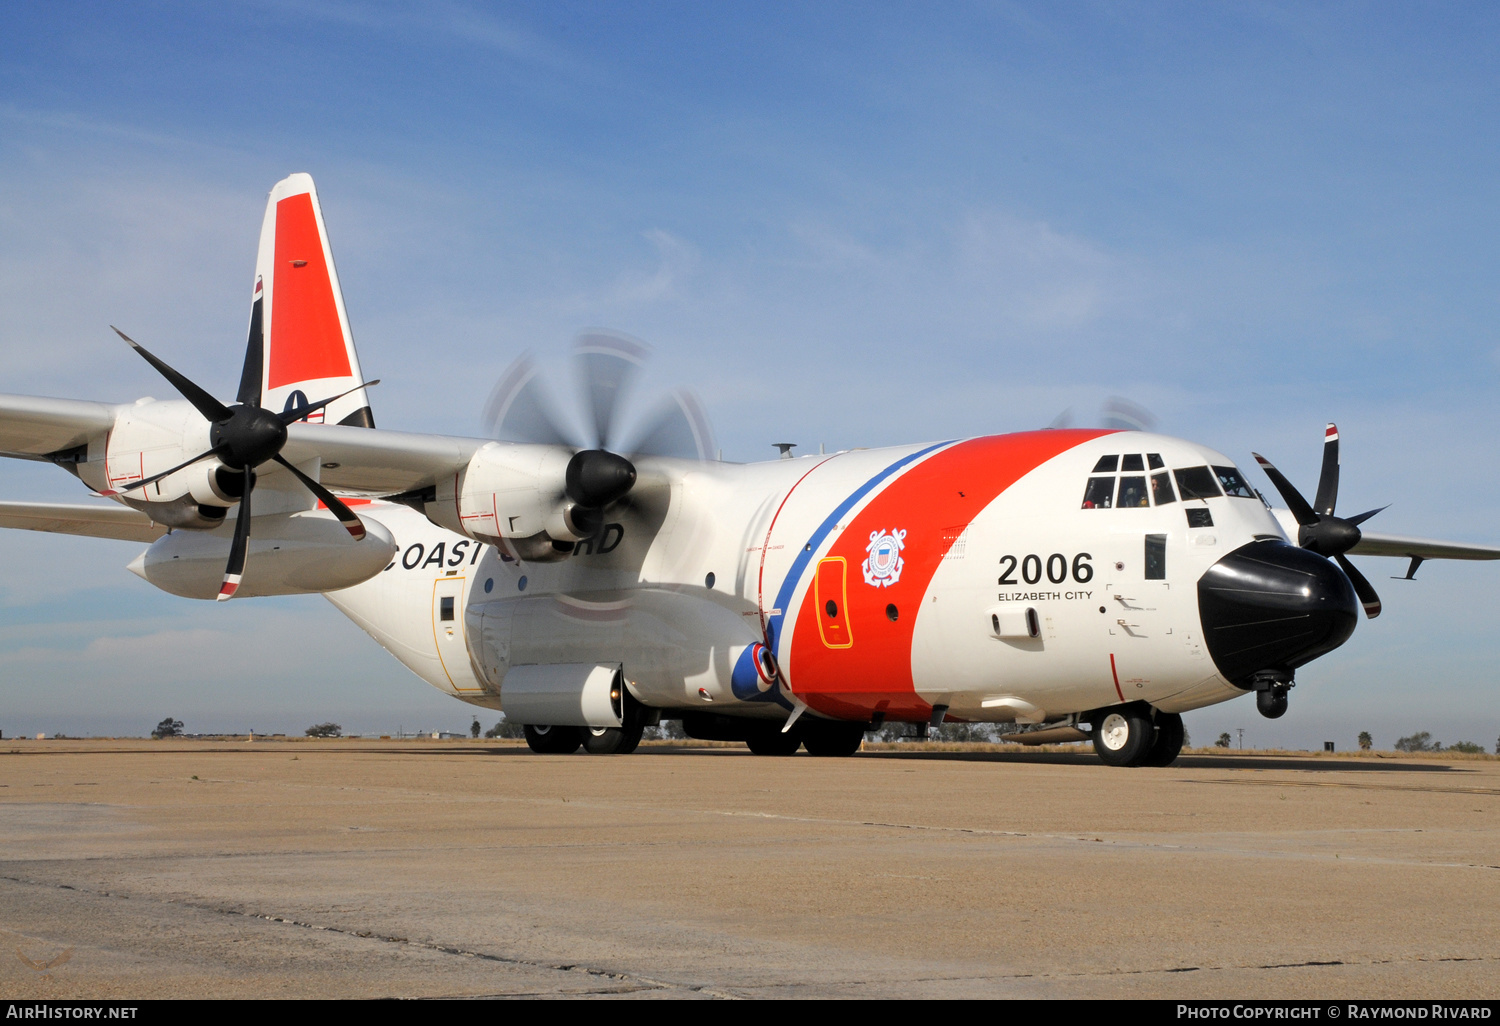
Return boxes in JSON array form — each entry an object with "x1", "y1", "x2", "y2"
[{"x1": 128, "y1": 509, "x2": 397, "y2": 600}]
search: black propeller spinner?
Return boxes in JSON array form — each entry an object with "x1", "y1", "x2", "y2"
[
  {"x1": 109, "y1": 326, "x2": 376, "y2": 600},
  {"x1": 1252, "y1": 424, "x2": 1387, "y2": 619}
]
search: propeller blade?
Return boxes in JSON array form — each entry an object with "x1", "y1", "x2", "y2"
[
  {"x1": 1099, "y1": 396, "x2": 1157, "y2": 432},
  {"x1": 278, "y1": 380, "x2": 381, "y2": 426},
  {"x1": 236, "y1": 292, "x2": 265, "y2": 406},
  {"x1": 1046, "y1": 408, "x2": 1075, "y2": 430},
  {"x1": 1335, "y1": 552, "x2": 1382, "y2": 619},
  {"x1": 1314, "y1": 423, "x2": 1340, "y2": 517},
  {"x1": 271, "y1": 454, "x2": 366, "y2": 540},
  {"x1": 111, "y1": 445, "x2": 225, "y2": 496},
  {"x1": 481, "y1": 352, "x2": 575, "y2": 447},
  {"x1": 218, "y1": 468, "x2": 253, "y2": 601},
  {"x1": 1345, "y1": 505, "x2": 1387, "y2": 527},
  {"x1": 113, "y1": 327, "x2": 232, "y2": 424},
  {"x1": 575, "y1": 331, "x2": 647, "y2": 451},
  {"x1": 625, "y1": 388, "x2": 716, "y2": 461},
  {"x1": 1252, "y1": 453, "x2": 1318, "y2": 526}
]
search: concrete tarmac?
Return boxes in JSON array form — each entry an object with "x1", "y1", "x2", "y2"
[{"x1": 0, "y1": 739, "x2": 1496, "y2": 999}]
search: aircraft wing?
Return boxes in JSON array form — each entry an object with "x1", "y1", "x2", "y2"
[
  {"x1": 0, "y1": 391, "x2": 490, "y2": 498},
  {"x1": 0, "y1": 393, "x2": 119, "y2": 460},
  {"x1": 1350, "y1": 532, "x2": 1500, "y2": 562},
  {"x1": 279, "y1": 422, "x2": 489, "y2": 496},
  {"x1": 0, "y1": 501, "x2": 167, "y2": 542}
]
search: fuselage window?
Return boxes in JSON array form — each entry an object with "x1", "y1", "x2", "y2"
[
  {"x1": 1151, "y1": 471, "x2": 1176, "y2": 505},
  {"x1": 439, "y1": 596, "x2": 455, "y2": 622},
  {"x1": 1117, "y1": 476, "x2": 1149, "y2": 508},
  {"x1": 1174, "y1": 466, "x2": 1223, "y2": 500},
  {"x1": 1145, "y1": 534, "x2": 1167, "y2": 580},
  {"x1": 1081, "y1": 477, "x2": 1114, "y2": 509},
  {"x1": 1121, "y1": 454, "x2": 1145, "y2": 472},
  {"x1": 1147, "y1": 453, "x2": 1165, "y2": 470},
  {"x1": 1092, "y1": 455, "x2": 1119, "y2": 473},
  {"x1": 1213, "y1": 465, "x2": 1256, "y2": 498}
]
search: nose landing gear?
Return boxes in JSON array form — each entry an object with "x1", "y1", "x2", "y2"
[{"x1": 1090, "y1": 706, "x2": 1185, "y2": 767}]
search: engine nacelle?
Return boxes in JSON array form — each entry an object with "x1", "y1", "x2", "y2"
[
  {"x1": 77, "y1": 399, "x2": 239, "y2": 525},
  {"x1": 128, "y1": 509, "x2": 397, "y2": 599},
  {"x1": 423, "y1": 442, "x2": 589, "y2": 561}
]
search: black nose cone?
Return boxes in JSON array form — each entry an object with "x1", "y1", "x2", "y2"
[{"x1": 1197, "y1": 539, "x2": 1359, "y2": 686}]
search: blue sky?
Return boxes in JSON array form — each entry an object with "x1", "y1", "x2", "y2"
[{"x1": 2, "y1": 1, "x2": 1499, "y2": 748}]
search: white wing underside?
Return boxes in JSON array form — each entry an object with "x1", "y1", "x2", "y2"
[{"x1": 0, "y1": 501, "x2": 168, "y2": 542}]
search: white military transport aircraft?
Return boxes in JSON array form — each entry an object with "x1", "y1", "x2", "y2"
[{"x1": 4, "y1": 174, "x2": 1498, "y2": 766}]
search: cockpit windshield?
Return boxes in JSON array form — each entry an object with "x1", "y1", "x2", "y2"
[
  {"x1": 1173, "y1": 466, "x2": 1222, "y2": 500},
  {"x1": 1214, "y1": 466, "x2": 1255, "y2": 498}
]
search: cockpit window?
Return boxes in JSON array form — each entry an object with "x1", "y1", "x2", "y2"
[
  {"x1": 1116, "y1": 476, "x2": 1149, "y2": 508},
  {"x1": 1174, "y1": 466, "x2": 1222, "y2": 500},
  {"x1": 1214, "y1": 465, "x2": 1255, "y2": 498},
  {"x1": 1151, "y1": 471, "x2": 1176, "y2": 505},
  {"x1": 1081, "y1": 477, "x2": 1114, "y2": 509},
  {"x1": 1091, "y1": 455, "x2": 1119, "y2": 473},
  {"x1": 1121, "y1": 454, "x2": 1144, "y2": 472},
  {"x1": 1147, "y1": 453, "x2": 1165, "y2": 470}
]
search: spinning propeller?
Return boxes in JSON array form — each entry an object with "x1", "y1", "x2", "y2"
[
  {"x1": 481, "y1": 331, "x2": 715, "y2": 535},
  {"x1": 108, "y1": 327, "x2": 376, "y2": 600},
  {"x1": 1252, "y1": 424, "x2": 1386, "y2": 619}
]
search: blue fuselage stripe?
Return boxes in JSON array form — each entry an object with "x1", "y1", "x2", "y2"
[{"x1": 768, "y1": 440, "x2": 954, "y2": 659}]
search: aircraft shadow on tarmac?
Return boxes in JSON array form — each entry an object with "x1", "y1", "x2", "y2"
[{"x1": 446, "y1": 744, "x2": 1468, "y2": 773}]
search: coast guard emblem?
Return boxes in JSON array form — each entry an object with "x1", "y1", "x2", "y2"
[{"x1": 862, "y1": 528, "x2": 907, "y2": 587}]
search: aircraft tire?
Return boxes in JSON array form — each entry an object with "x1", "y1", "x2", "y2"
[
  {"x1": 582, "y1": 724, "x2": 644, "y2": 755},
  {"x1": 1091, "y1": 708, "x2": 1153, "y2": 767},
  {"x1": 1139, "y1": 712, "x2": 1185, "y2": 767},
  {"x1": 745, "y1": 729, "x2": 802, "y2": 756},
  {"x1": 523, "y1": 724, "x2": 583, "y2": 755},
  {"x1": 801, "y1": 720, "x2": 865, "y2": 757}
]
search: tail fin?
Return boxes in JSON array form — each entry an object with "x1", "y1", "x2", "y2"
[{"x1": 240, "y1": 174, "x2": 375, "y2": 428}]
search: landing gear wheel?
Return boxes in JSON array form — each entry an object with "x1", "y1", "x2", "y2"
[
  {"x1": 582, "y1": 724, "x2": 644, "y2": 755},
  {"x1": 523, "y1": 724, "x2": 582, "y2": 754},
  {"x1": 801, "y1": 721, "x2": 865, "y2": 757},
  {"x1": 746, "y1": 729, "x2": 802, "y2": 756},
  {"x1": 1139, "y1": 712, "x2": 1185, "y2": 767},
  {"x1": 1091, "y1": 708, "x2": 1154, "y2": 767}
]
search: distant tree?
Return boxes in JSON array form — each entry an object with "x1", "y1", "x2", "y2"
[
  {"x1": 305, "y1": 722, "x2": 342, "y2": 738},
  {"x1": 484, "y1": 718, "x2": 525, "y2": 739},
  {"x1": 642, "y1": 720, "x2": 688, "y2": 741},
  {"x1": 1181, "y1": 728, "x2": 1191, "y2": 748},
  {"x1": 1496, "y1": 735, "x2": 1500, "y2": 756},
  {"x1": 1215, "y1": 732, "x2": 1232, "y2": 748},
  {"x1": 1447, "y1": 741, "x2": 1485, "y2": 754},
  {"x1": 470, "y1": 717, "x2": 481, "y2": 739},
  {"x1": 1358, "y1": 731, "x2": 1373, "y2": 751},
  {"x1": 151, "y1": 718, "x2": 184, "y2": 739},
  {"x1": 934, "y1": 722, "x2": 995, "y2": 743},
  {"x1": 1394, "y1": 731, "x2": 1440, "y2": 753}
]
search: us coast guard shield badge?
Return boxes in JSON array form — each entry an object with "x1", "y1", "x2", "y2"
[{"x1": 862, "y1": 528, "x2": 907, "y2": 587}]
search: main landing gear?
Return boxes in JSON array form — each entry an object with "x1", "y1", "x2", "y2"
[
  {"x1": 523, "y1": 722, "x2": 647, "y2": 755},
  {"x1": 1090, "y1": 705, "x2": 1185, "y2": 767}
]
